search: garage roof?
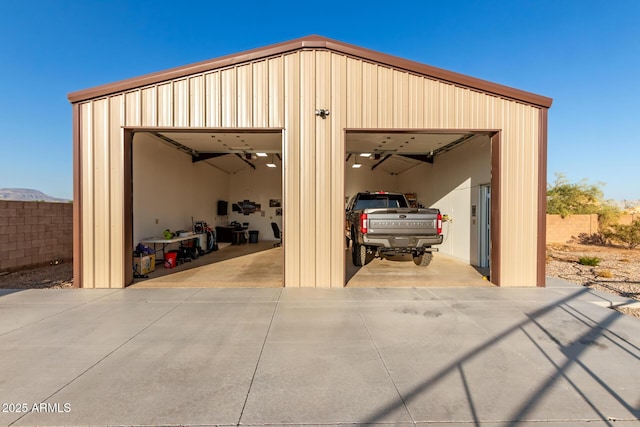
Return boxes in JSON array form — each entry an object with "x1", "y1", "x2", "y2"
[{"x1": 68, "y1": 35, "x2": 552, "y2": 108}]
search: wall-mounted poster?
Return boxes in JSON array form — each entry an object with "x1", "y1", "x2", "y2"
[
  {"x1": 269, "y1": 199, "x2": 282, "y2": 208},
  {"x1": 236, "y1": 200, "x2": 261, "y2": 215}
]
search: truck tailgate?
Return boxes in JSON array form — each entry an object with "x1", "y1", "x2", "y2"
[{"x1": 365, "y1": 209, "x2": 439, "y2": 235}]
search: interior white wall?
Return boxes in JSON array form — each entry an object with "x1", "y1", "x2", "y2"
[
  {"x1": 398, "y1": 136, "x2": 491, "y2": 265},
  {"x1": 228, "y1": 162, "x2": 283, "y2": 241},
  {"x1": 132, "y1": 133, "x2": 231, "y2": 247},
  {"x1": 345, "y1": 164, "x2": 399, "y2": 207}
]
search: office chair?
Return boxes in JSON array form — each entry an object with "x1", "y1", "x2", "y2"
[{"x1": 271, "y1": 222, "x2": 282, "y2": 247}]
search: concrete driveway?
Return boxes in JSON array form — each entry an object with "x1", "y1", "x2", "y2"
[{"x1": 0, "y1": 279, "x2": 639, "y2": 426}]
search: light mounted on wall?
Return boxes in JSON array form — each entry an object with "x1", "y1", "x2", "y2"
[{"x1": 315, "y1": 109, "x2": 330, "y2": 119}]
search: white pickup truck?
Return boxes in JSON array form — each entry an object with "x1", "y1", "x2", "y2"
[{"x1": 345, "y1": 192, "x2": 443, "y2": 266}]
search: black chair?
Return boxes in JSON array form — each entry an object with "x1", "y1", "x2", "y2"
[{"x1": 271, "y1": 222, "x2": 282, "y2": 247}]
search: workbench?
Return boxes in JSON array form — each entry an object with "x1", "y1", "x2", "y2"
[{"x1": 140, "y1": 234, "x2": 204, "y2": 261}]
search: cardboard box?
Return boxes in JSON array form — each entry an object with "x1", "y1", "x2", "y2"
[{"x1": 134, "y1": 254, "x2": 155, "y2": 275}]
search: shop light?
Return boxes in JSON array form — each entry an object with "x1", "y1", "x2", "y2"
[
  {"x1": 267, "y1": 154, "x2": 277, "y2": 168},
  {"x1": 359, "y1": 153, "x2": 372, "y2": 157},
  {"x1": 256, "y1": 152, "x2": 268, "y2": 157}
]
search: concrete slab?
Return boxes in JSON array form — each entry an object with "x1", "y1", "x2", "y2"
[
  {"x1": 347, "y1": 251, "x2": 491, "y2": 287},
  {"x1": 0, "y1": 286, "x2": 638, "y2": 426}
]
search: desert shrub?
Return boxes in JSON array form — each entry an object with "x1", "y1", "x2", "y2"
[
  {"x1": 547, "y1": 173, "x2": 620, "y2": 224},
  {"x1": 578, "y1": 256, "x2": 601, "y2": 266},
  {"x1": 604, "y1": 219, "x2": 640, "y2": 249},
  {"x1": 595, "y1": 269, "x2": 614, "y2": 278},
  {"x1": 576, "y1": 232, "x2": 609, "y2": 246}
]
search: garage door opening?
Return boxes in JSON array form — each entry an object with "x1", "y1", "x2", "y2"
[
  {"x1": 344, "y1": 130, "x2": 494, "y2": 287},
  {"x1": 129, "y1": 129, "x2": 284, "y2": 288}
]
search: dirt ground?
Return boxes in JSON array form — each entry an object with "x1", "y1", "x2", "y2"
[
  {"x1": 1, "y1": 246, "x2": 638, "y2": 319},
  {"x1": 546, "y1": 242, "x2": 640, "y2": 319}
]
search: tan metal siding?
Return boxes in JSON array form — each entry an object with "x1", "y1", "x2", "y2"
[
  {"x1": 189, "y1": 76, "x2": 205, "y2": 127},
  {"x1": 237, "y1": 64, "x2": 252, "y2": 127},
  {"x1": 205, "y1": 72, "x2": 221, "y2": 127},
  {"x1": 283, "y1": 52, "x2": 301, "y2": 285},
  {"x1": 80, "y1": 102, "x2": 94, "y2": 288},
  {"x1": 330, "y1": 53, "x2": 347, "y2": 286},
  {"x1": 268, "y1": 58, "x2": 284, "y2": 128},
  {"x1": 77, "y1": 47, "x2": 543, "y2": 288},
  {"x1": 221, "y1": 68, "x2": 236, "y2": 127},
  {"x1": 253, "y1": 61, "x2": 268, "y2": 128},
  {"x1": 109, "y1": 95, "x2": 124, "y2": 287},
  {"x1": 315, "y1": 51, "x2": 332, "y2": 286}
]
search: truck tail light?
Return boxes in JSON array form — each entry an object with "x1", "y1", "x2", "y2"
[
  {"x1": 360, "y1": 213, "x2": 368, "y2": 234},
  {"x1": 437, "y1": 213, "x2": 443, "y2": 235}
]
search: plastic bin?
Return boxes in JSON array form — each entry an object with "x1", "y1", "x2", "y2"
[
  {"x1": 249, "y1": 230, "x2": 259, "y2": 243},
  {"x1": 164, "y1": 252, "x2": 177, "y2": 268}
]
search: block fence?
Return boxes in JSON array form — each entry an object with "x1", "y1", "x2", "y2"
[
  {"x1": 546, "y1": 213, "x2": 639, "y2": 244},
  {"x1": 0, "y1": 200, "x2": 73, "y2": 272}
]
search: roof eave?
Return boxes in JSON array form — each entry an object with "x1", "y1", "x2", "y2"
[{"x1": 67, "y1": 35, "x2": 552, "y2": 108}]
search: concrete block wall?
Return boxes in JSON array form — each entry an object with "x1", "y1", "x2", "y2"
[
  {"x1": 0, "y1": 201, "x2": 73, "y2": 272},
  {"x1": 546, "y1": 214, "x2": 599, "y2": 244}
]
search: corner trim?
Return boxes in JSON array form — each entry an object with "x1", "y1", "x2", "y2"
[
  {"x1": 537, "y1": 109, "x2": 549, "y2": 287},
  {"x1": 490, "y1": 132, "x2": 501, "y2": 286},
  {"x1": 72, "y1": 104, "x2": 82, "y2": 288}
]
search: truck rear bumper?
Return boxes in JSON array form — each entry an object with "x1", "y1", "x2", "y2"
[{"x1": 361, "y1": 235, "x2": 443, "y2": 249}]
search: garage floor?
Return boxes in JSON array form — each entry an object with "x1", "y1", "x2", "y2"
[
  {"x1": 132, "y1": 241, "x2": 284, "y2": 288},
  {"x1": 346, "y1": 251, "x2": 492, "y2": 287},
  {"x1": 132, "y1": 243, "x2": 491, "y2": 288}
]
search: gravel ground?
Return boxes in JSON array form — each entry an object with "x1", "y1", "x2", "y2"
[
  {"x1": 546, "y1": 243, "x2": 640, "y2": 319},
  {"x1": 0, "y1": 263, "x2": 73, "y2": 289}
]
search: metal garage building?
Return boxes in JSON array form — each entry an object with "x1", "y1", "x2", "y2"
[{"x1": 68, "y1": 35, "x2": 552, "y2": 289}]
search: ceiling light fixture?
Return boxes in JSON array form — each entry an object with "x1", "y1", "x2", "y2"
[
  {"x1": 266, "y1": 154, "x2": 276, "y2": 168},
  {"x1": 359, "y1": 153, "x2": 372, "y2": 157},
  {"x1": 352, "y1": 156, "x2": 361, "y2": 168},
  {"x1": 256, "y1": 152, "x2": 267, "y2": 157}
]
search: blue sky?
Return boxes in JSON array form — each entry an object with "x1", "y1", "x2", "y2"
[{"x1": 1, "y1": 0, "x2": 638, "y2": 201}]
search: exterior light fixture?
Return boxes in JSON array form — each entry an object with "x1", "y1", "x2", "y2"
[{"x1": 315, "y1": 109, "x2": 330, "y2": 119}]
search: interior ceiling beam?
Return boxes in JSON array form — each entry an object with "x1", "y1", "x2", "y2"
[
  {"x1": 345, "y1": 153, "x2": 352, "y2": 162},
  {"x1": 276, "y1": 153, "x2": 281, "y2": 161},
  {"x1": 192, "y1": 152, "x2": 228, "y2": 163},
  {"x1": 150, "y1": 132, "x2": 200, "y2": 160},
  {"x1": 235, "y1": 153, "x2": 256, "y2": 170},
  {"x1": 398, "y1": 154, "x2": 434, "y2": 164},
  {"x1": 371, "y1": 154, "x2": 393, "y2": 171}
]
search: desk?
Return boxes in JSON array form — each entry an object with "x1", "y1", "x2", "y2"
[{"x1": 140, "y1": 234, "x2": 202, "y2": 261}]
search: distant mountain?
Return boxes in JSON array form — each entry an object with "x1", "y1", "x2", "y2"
[{"x1": 0, "y1": 188, "x2": 70, "y2": 203}]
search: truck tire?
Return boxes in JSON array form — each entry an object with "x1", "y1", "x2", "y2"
[
  {"x1": 352, "y1": 243, "x2": 367, "y2": 266},
  {"x1": 413, "y1": 252, "x2": 433, "y2": 266}
]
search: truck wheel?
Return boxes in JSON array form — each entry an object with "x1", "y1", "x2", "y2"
[
  {"x1": 352, "y1": 243, "x2": 366, "y2": 266},
  {"x1": 413, "y1": 252, "x2": 433, "y2": 266}
]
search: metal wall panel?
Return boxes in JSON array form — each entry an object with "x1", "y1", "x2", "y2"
[
  {"x1": 125, "y1": 91, "x2": 141, "y2": 126},
  {"x1": 330, "y1": 53, "x2": 347, "y2": 286},
  {"x1": 268, "y1": 58, "x2": 284, "y2": 128},
  {"x1": 80, "y1": 102, "x2": 94, "y2": 288},
  {"x1": 315, "y1": 51, "x2": 332, "y2": 286},
  {"x1": 236, "y1": 64, "x2": 252, "y2": 127},
  {"x1": 361, "y1": 62, "x2": 378, "y2": 128},
  {"x1": 346, "y1": 59, "x2": 362, "y2": 128},
  {"x1": 393, "y1": 70, "x2": 409, "y2": 127},
  {"x1": 189, "y1": 76, "x2": 205, "y2": 127},
  {"x1": 408, "y1": 75, "x2": 424, "y2": 128},
  {"x1": 109, "y1": 95, "x2": 124, "y2": 287},
  {"x1": 252, "y1": 61, "x2": 268, "y2": 128},
  {"x1": 377, "y1": 66, "x2": 393, "y2": 127},
  {"x1": 173, "y1": 79, "x2": 189, "y2": 127},
  {"x1": 92, "y1": 98, "x2": 110, "y2": 288},
  {"x1": 299, "y1": 51, "x2": 316, "y2": 284},
  {"x1": 221, "y1": 68, "x2": 237, "y2": 127},
  {"x1": 141, "y1": 87, "x2": 156, "y2": 127},
  {"x1": 205, "y1": 72, "x2": 221, "y2": 127},
  {"x1": 283, "y1": 53, "x2": 301, "y2": 285},
  {"x1": 157, "y1": 83, "x2": 173, "y2": 127}
]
